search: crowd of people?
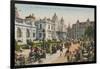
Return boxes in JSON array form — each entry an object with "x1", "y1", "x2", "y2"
[
  {"x1": 28, "y1": 47, "x2": 46, "y2": 63},
  {"x1": 15, "y1": 50, "x2": 25, "y2": 65},
  {"x1": 15, "y1": 47, "x2": 46, "y2": 65},
  {"x1": 64, "y1": 39, "x2": 95, "y2": 62},
  {"x1": 15, "y1": 39, "x2": 95, "y2": 65},
  {"x1": 80, "y1": 40, "x2": 95, "y2": 61}
]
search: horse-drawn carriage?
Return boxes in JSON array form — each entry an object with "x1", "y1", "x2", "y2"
[{"x1": 28, "y1": 47, "x2": 46, "y2": 63}]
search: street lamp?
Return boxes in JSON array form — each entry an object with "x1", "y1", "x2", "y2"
[{"x1": 42, "y1": 29, "x2": 45, "y2": 50}]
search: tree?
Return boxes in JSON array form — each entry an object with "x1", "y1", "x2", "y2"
[
  {"x1": 15, "y1": 40, "x2": 20, "y2": 51},
  {"x1": 84, "y1": 26, "x2": 94, "y2": 39}
]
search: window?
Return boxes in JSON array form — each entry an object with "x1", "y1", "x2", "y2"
[
  {"x1": 51, "y1": 25, "x2": 54, "y2": 30},
  {"x1": 26, "y1": 29, "x2": 30, "y2": 37},
  {"x1": 33, "y1": 33, "x2": 35, "y2": 37},
  {"x1": 17, "y1": 27, "x2": 22, "y2": 37},
  {"x1": 39, "y1": 33, "x2": 42, "y2": 38},
  {"x1": 26, "y1": 21, "x2": 32, "y2": 25},
  {"x1": 48, "y1": 25, "x2": 50, "y2": 29},
  {"x1": 40, "y1": 24, "x2": 42, "y2": 29},
  {"x1": 16, "y1": 18, "x2": 23, "y2": 23}
]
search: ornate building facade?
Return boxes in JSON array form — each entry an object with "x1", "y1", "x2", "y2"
[
  {"x1": 15, "y1": 8, "x2": 36, "y2": 45},
  {"x1": 15, "y1": 8, "x2": 67, "y2": 45},
  {"x1": 67, "y1": 19, "x2": 94, "y2": 40},
  {"x1": 35, "y1": 13, "x2": 67, "y2": 41}
]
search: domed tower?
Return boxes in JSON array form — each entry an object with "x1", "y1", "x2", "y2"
[
  {"x1": 87, "y1": 18, "x2": 90, "y2": 22},
  {"x1": 60, "y1": 17, "x2": 64, "y2": 24},
  {"x1": 60, "y1": 17, "x2": 64, "y2": 32},
  {"x1": 60, "y1": 17, "x2": 64, "y2": 26},
  {"x1": 67, "y1": 24, "x2": 71, "y2": 32},
  {"x1": 76, "y1": 19, "x2": 80, "y2": 23},
  {"x1": 67, "y1": 24, "x2": 72, "y2": 40},
  {"x1": 52, "y1": 13, "x2": 58, "y2": 23}
]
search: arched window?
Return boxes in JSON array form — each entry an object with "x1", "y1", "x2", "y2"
[
  {"x1": 26, "y1": 29, "x2": 30, "y2": 37},
  {"x1": 17, "y1": 27, "x2": 22, "y2": 37}
]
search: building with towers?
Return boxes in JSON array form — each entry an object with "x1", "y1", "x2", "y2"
[{"x1": 15, "y1": 8, "x2": 67, "y2": 45}]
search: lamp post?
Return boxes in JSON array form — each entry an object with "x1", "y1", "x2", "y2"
[
  {"x1": 42, "y1": 29, "x2": 46, "y2": 58},
  {"x1": 42, "y1": 29, "x2": 45, "y2": 50}
]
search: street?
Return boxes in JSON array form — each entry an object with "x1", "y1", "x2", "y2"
[{"x1": 16, "y1": 43, "x2": 81, "y2": 65}]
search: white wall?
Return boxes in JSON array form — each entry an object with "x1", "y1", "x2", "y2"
[{"x1": 0, "y1": 0, "x2": 99, "y2": 69}]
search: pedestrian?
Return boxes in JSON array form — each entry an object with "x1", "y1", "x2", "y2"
[{"x1": 60, "y1": 45, "x2": 63, "y2": 56}]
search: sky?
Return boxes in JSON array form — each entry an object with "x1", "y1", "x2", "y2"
[{"x1": 15, "y1": 3, "x2": 94, "y2": 27}]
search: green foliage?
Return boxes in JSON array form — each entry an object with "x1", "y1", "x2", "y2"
[
  {"x1": 52, "y1": 39, "x2": 57, "y2": 42},
  {"x1": 47, "y1": 40, "x2": 51, "y2": 44},
  {"x1": 22, "y1": 44, "x2": 29, "y2": 49},
  {"x1": 15, "y1": 45, "x2": 20, "y2": 51},
  {"x1": 15, "y1": 41, "x2": 20, "y2": 51},
  {"x1": 84, "y1": 26, "x2": 94, "y2": 39}
]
